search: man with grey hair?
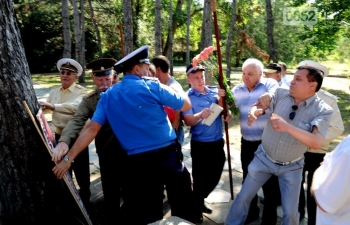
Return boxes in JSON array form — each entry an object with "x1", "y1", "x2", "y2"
[{"x1": 231, "y1": 58, "x2": 279, "y2": 224}]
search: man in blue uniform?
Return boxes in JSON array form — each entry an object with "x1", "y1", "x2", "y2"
[
  {"x1": 182, "y1": 63, "x2": 233, "y2": 223},
  {"x1": 53, "y1": 45, "x2": 195, "y2": 224}
]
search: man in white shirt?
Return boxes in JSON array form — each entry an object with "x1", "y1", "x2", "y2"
[{"x1": 311, "y1": 135, "x2": 350, "y2": 225}]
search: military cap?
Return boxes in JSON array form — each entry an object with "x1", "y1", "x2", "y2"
[
  {"x1": 298, "y1": 60, "x2": 329, "y2": 77},
  {"x1": 186, "y1": 64, "x2": 205, "y2": 76},
  {"x1": 114, "y1": 45, "x2": 151, "y2": 73},
  {"x1": 57, "y1": 58, "x2": 83, "y2": 76},
  {"x1": 86, "y1": 58, "x2": 117, "y2": 76},
  {"x1": 263, "y1": 63, "x2": 282, "y2": 73}
]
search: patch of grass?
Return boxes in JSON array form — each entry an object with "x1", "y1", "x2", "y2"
[{"x1": 31, "y1": 73, "x2": 95, "y2": 92}]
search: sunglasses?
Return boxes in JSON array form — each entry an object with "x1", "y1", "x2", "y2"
[
  {"x1": 60, "y1": 70, "x2": 75, "y2": 76},
  {"x1": 289, "y1": 105, "x2": 298, "y2": 120}
]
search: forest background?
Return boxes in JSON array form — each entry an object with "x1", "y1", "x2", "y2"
[
  {"x1": 16, "y1": 0, "x2": 350, "y2": 79},
  {"x1": 24, "y1": 0, "x2": 350, "y2": 151}
]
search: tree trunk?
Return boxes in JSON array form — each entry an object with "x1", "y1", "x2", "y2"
[
  {"x1": 235, "y1": 39, "x2": 242, "y2": 67},
  {"x1": 265, "y1": 0, "x2": 278, "y2": 62},
  {"x1": 80, "y1": 0, "x2": 85, "y2": 81},
  {"x1": 225, "y1": 0, "x2": 237, "y2": 81},
  {"x1": 133, "y1": 0, "x2": 140, "y2": 48},
  {"x1": 154, "y1": 0, "x2": 162, "y2": 56},
  {"x1": 0, "y1": 1, "x2": 65, "y2": 223},
  {"x1": 72, "y1": 0, "x2": 85, "y2": 83},
  {"x1": 186, "y1": 0, "x2": 192, "y2": 66},
  {"x1": 61, "y1": 0, "x2": 71, "y2": 58},
  {"x1": 162, "y1": 0, "x2": 185, "y2": 57},
  {"x1": 123, "y1": 0, "x2": 133, "y2": 54},
  {"x1": 72, "y1": 0, "x2": 81, "y2": 62},
  {"x1": 201, "y1": 0, "x2": 213, "y2": 85},
  {"x1": 88, "y1": 0, "x2": 102, "y2": 57},
  {"x1": 169, "y1": 0, "x2": 174, "y2": 75}
]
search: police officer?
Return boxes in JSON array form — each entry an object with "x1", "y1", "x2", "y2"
[
  {"x1": 298, "y1": 61, "x2": 344, "y2": 225},
  {"x1": 182, "y1": 63, "x2": 233, "y2": 223},
  {"x1": 39, "y1": 58, "x2": 90, "y2": 211},
  {"x1": 52, "y1": 45, "x2": 196, "y2": 224},
  {"x1": 51, "y1": 58, "x2": 124, "y2": 223}
]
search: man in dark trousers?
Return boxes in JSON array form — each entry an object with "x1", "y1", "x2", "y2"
[
  {"x1": 51, "y1": 58, "x2": 125, "y2": 224},
  {"x1": 52, "y1": 45, "x2": 196, "y2": 224}
]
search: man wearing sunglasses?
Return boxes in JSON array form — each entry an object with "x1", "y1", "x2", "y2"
[
  {"x1": 39, "y1": 58, "x2": 90, "y2": 212},
  {"x1": 226, "y1": 60, "x2": 334, "y2": 225},
  {"x1": 297, "y1": 66, "x2": 344, "y2": 224},
  {"x1": 51, "y1": 58, "x2": 124, "y2": 223}
]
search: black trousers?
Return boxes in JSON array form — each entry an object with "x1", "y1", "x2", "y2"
[
  {"x1": 190, "y1": 138, "x2": 226, "y2": 209},
  {"x1": 298, "y1": 152, "x2": 325, "y2": 225},
  {"x1": 95, "y1": 131, "x2": 126, "y2": 224},
  {"x1": 120, "y1": 142, "x2": 195, "y2": 225},
  {"x1": 241, "y1": 137, "x2": 280, "y2": 224},
  {"x1": 55, "y1": 133, "x2": 91, "y2": 211}
]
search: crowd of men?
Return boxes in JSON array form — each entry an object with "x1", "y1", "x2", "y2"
[{"x1": 39, "y1": 45, "x2": 347, "y2": 225}]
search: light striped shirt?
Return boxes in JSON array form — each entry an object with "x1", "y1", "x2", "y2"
[
  {"x1": 232, "y1": 77, "x2": 279, "y2": 141},
  {"x1": 262, "y1": 88, "x2": 333, "y2": 162}
]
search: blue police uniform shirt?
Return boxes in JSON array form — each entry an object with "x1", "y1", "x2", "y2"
[
  {"x1": 182, "y1": 86, "x2": 223, "y2": 142},
  {"x1": 92, "y1": 74, "x2": 184, "y2": 155}
]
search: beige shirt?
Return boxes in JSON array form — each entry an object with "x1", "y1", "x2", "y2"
[
  {"x1": 308, "y1": 89, "x2": 344, "y2": 153},
  {"x1": 47, "y1": 83, "x2": 87, "y2": 134}
]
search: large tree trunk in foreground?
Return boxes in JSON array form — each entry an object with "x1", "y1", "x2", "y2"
[{"x1": 0, "y1": 1, "x2": 64, "y2": 224}]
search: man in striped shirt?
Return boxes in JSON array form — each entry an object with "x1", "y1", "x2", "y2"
[{"x1": 231, "y1": 58, "x2": 279, "y2": 224}]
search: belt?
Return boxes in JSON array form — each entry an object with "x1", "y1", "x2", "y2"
[{"x1": 263, "y1": 150, "x2": 303, "y2": 166}]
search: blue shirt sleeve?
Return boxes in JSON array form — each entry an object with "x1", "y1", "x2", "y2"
[{"x1": 155, "y1": 82, "x2": 185, "y2": 111}]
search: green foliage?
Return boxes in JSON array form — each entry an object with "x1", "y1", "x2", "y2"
[{"x1": 13, "y1": 0, "x2": 350, "y2": 74}]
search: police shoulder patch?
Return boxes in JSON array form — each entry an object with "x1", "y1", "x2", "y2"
[
  {"x1": 75, "y1": 84, "x2": 86, "y2": 90},
  {"x1": 84, "y1": 90, "x2": 97, "y2": 99}
]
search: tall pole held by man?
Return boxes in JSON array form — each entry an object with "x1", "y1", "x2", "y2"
[{"x1": 211, "y1": 0, "x2": 234, "y2": 200}]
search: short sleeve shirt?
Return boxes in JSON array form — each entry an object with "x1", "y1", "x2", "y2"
[
  {"x1": 182, "y1": 86, "x2": 223, "y2": 142},
  {"x1": 262, "y1": 88, "x2": 333, "y2": 162},
  {"x1": 92, "y1": 75, "x2": 184, "y2": 155},
  {"x1": 232, "y1": 77, "x2": 279, "y2": 141}
]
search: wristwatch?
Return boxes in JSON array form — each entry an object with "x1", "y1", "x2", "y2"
[{"x1": 62, "y1": 155, "x2": 74, "y2": 164}]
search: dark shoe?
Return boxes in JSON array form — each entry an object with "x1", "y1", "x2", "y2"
[
  {"x1": 201, "y1": 203, "x2": 212, "y2": 214},
  {"x1": 196, "y1": 211, "x2": 203, "y2": 224},
  {"x1": 244, "y1": 211, "x2": 259, "y2": 224}
]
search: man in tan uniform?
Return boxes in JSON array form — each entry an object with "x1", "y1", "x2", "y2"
[
  {"x1": 39, "y1": 58, "x2": 90, "y2": 211},
  {"x1": 298, "y1": 63, "x2": 344, "y2": 224},
  {"x1": 51, "y1": 58, "x2": 124, "y2": 224}
]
